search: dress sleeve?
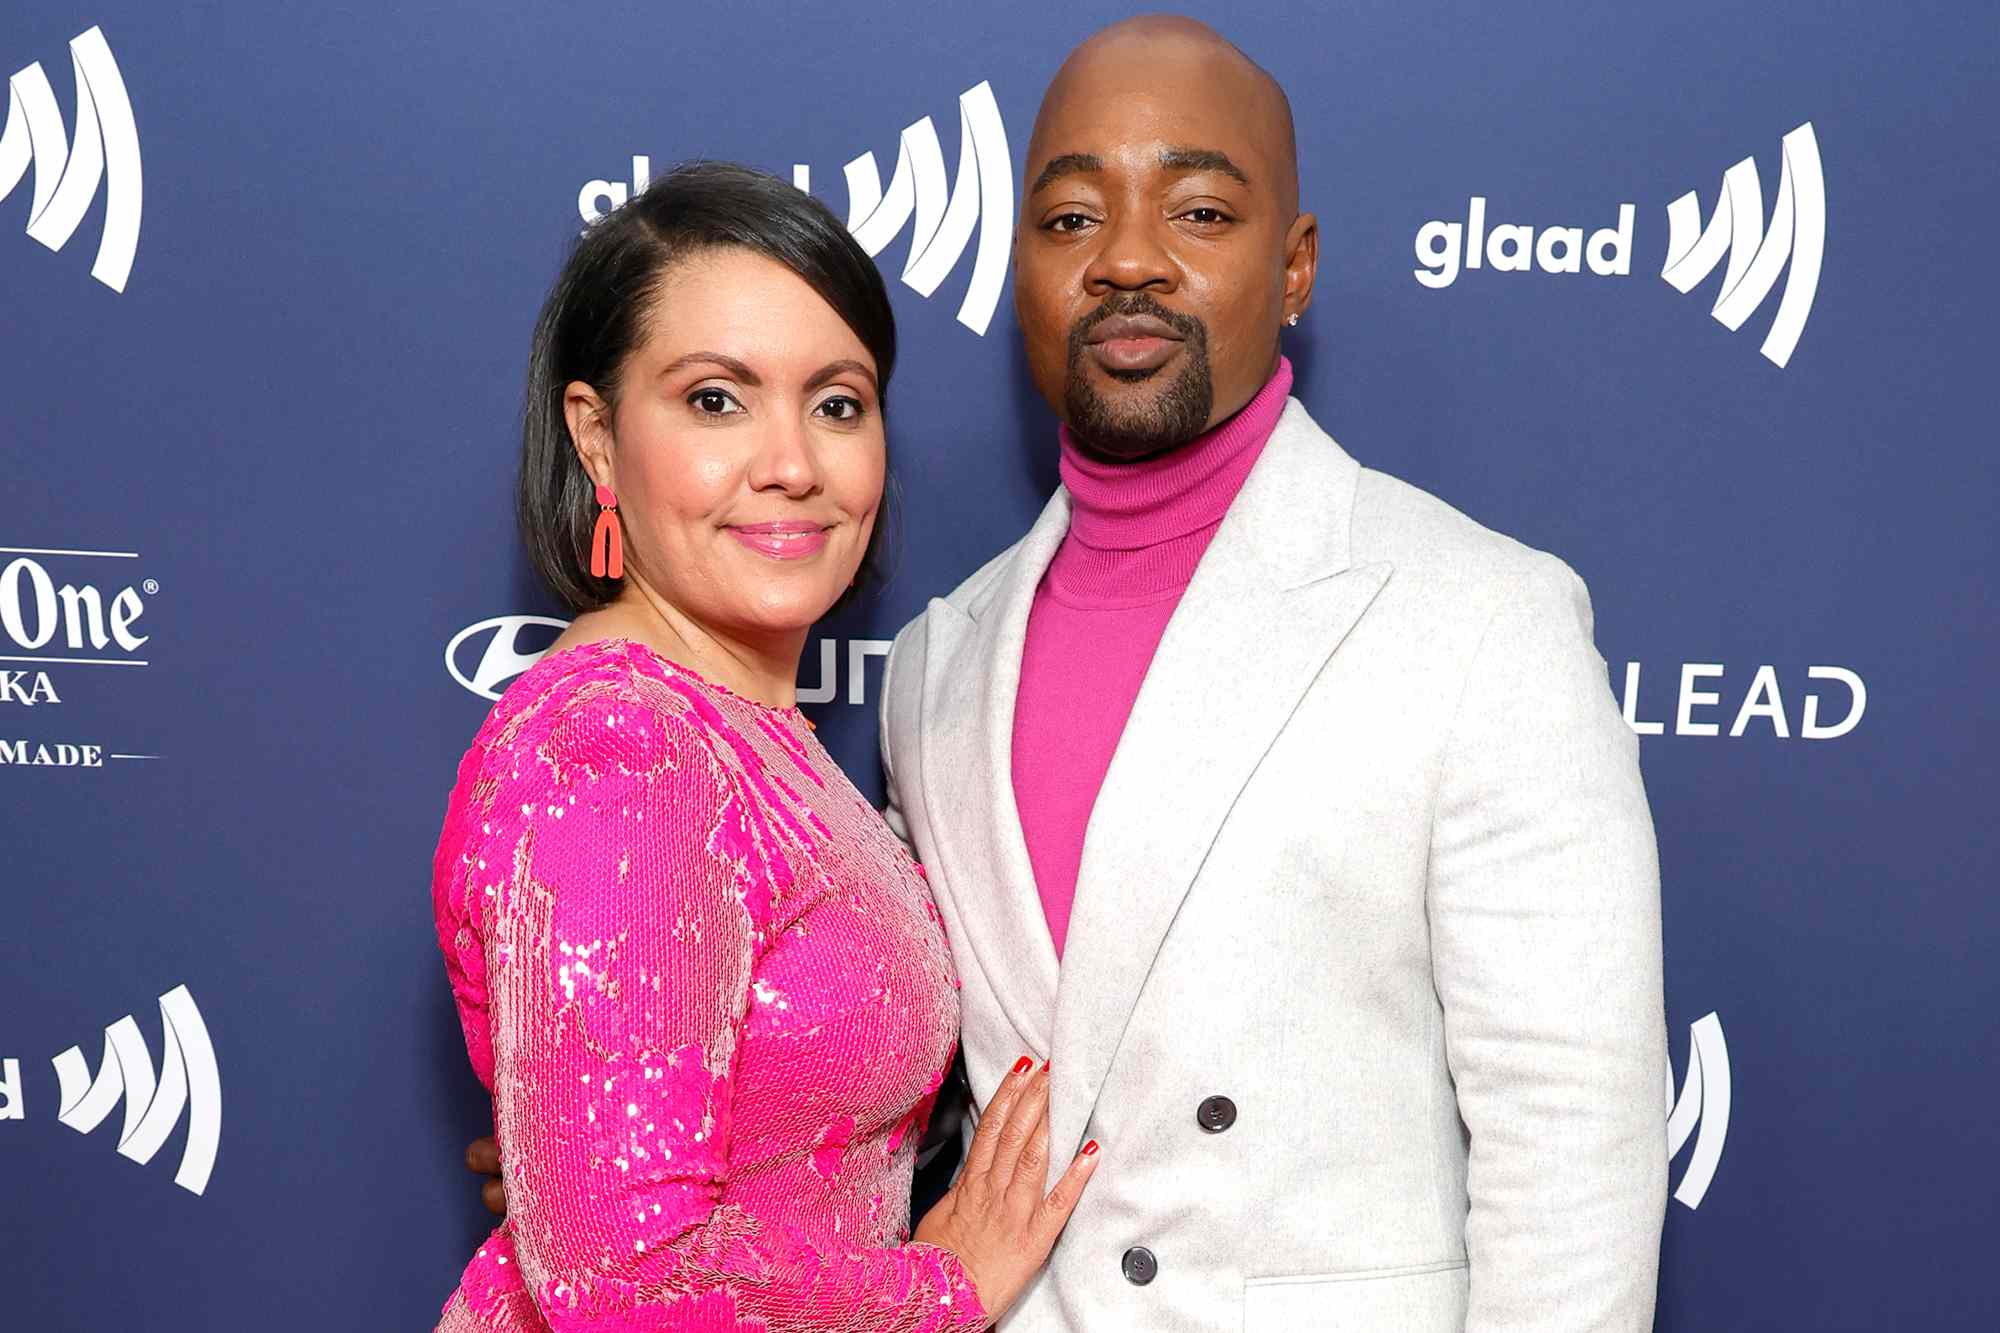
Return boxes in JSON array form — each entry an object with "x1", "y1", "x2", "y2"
[{"x1": 472, "y1": 685, "x2": 986, "y2": 1332}]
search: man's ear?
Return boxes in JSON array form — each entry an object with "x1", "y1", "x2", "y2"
[
  {"x1": 1282, "y1": 212, "x2": 1319, "y2": 322},
  {"x1": 563, "y1": 381, "x2": 615, "y2": 490}
]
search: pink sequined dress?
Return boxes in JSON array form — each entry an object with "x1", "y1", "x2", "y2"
[{"x1": 430, "y1": 638, "x2": 984, "y2": 1332}]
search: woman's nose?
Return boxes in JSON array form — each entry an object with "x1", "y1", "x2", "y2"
[{"x1": 747, "y1": 417, "x2": 820, "y2": 496}]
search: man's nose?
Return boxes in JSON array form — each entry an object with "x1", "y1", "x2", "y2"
[{"x1": 1082, "y1": 213, "x2": 1179, "y2": 294}]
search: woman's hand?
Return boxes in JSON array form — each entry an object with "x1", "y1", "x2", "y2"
[
  {"x1": 912, "y1": 1057, "x2": 1100, "y2": 1324},
  {"x1": 465, "y1": 1135, "x2": 506, "y2": 1216}
]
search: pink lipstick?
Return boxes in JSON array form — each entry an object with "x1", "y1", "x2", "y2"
[{"x1": 728, "y1": 520, "x2": 831, "y2": 560}]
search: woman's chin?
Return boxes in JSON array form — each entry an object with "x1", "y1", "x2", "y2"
[{"x1": 731, "y1": 591, "x2": 848, "y2": 637}]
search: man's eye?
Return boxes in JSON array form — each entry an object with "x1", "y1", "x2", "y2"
[
  {"x1": 690, "y1": 388, "x2": 742, "y2": 415},
  {"x1": 1047, "y1": 213, "x2": 1095, "y2": 234},
  {"x1": 816, "y1": 395, "x2": 863, "y2": 422},
  {"x1": 1182, "y1": 207, "x2": 1229, "y2": 225}
]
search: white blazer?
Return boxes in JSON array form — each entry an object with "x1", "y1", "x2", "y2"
[{"x1": 880, "y1": 400, "x2": 1667, "y2": 1332}]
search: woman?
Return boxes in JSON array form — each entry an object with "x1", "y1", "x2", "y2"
[{"x1": 431, "y1": 162, "x2": 1096, "y2": 1331}]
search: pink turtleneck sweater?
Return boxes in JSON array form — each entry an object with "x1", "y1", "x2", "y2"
[{"x1": 1012, "y1": 357, "x2": 1293, "y2": 957}]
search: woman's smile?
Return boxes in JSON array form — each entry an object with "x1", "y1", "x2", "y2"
[{"x1": 726, "y1": 519, "x2": 833, "y2": 560}]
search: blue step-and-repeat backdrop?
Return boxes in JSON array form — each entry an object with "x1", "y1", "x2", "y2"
[{"x1": 3, "y1": 2, "x2": 1995, "y2": 1327}]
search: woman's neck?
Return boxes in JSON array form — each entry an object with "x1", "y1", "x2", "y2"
[{"x1": 563, "y1": 584, "x2": 806, "y2": 708}]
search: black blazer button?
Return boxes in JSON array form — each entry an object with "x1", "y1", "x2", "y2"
[
  {"x1": 1121, "y1": 1246, "x2": 1158, "y2": 1285},
  {"x1": 1196, "y1": 1095, "x2": 1237, "y2": 1133}
]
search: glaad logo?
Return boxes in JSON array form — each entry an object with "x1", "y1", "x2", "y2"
[
  {"x1": 1667, "y1": 1011, "x2": 1729, "y2": 1210},
  {"x1": 0, "y1": 985, "x2": 221, "y2": 1195},
  {"x1": 1662, "y1": 124, "x2": 1824, "y2": 369},
  {"x1": 1412, "y1": 123, "x2": 1823, "y2": 367},
  {"x1": 446, "y1": 616, "x2": 893, "y2": 706},
  {"x1": 790, "y1": 82, "x2": 1013, "y2": 336},
  {"x1": 2, "y1": 25, "x2": 142, "y2": 291},
  {"x1": 577, "y1": 83, "x2": 1011, "y2": 335},
  {"x1": 1412, "y1": 199, "x2": 1635, "y2": 287}
]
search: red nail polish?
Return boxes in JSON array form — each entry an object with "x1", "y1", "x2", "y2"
[
  {"x1": 1040, "y1": 1059, "x2": 1051, "y2": 1073},
  {"x1": 1012, "y1": 1056, "x2": 1033, "y2": 1075},
  {"x1": 1083, "y1": 1140, "x2": 1100, "y2": 1157}
]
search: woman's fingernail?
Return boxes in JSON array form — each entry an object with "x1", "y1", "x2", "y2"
[
  {"x1": 1083, "y1": 1140, "x2": 1100, "y2": 1157},
  {"x1": 1012, "y1": 1056, "x2": 1033, "y2": 1075},
  {"x1": 1040, "y1": 1059, "x2": 1051, "y2": 1073}
]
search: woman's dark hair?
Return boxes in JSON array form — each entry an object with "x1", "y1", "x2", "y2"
[{"x1": 519, "y1": 160, "x2": 898, "y2": 612}]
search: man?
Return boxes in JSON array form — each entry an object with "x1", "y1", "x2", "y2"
[
  {"x1": 876, "y1": 15, "x2": 1666, "y2": 1332},
  {"x1": 472, "y1": 15, "x2": 1667, "y2": 1329}
]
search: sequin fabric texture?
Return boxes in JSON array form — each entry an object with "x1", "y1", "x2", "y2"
[{"x1": 430, "y1": 639, "x2": 983, "y2": 1332}]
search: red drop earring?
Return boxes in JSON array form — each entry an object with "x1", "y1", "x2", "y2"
[{"x1": 590, "y1": 483, "x2": 624, "y2": 580}]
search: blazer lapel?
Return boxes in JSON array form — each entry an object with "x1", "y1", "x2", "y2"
[
  {"x1": 917, "y1": 492, "x2": 1071, "y2": 1057},
  {"x1": 1047, "y1": 402, "x2": 1393, "y2": 1167}
]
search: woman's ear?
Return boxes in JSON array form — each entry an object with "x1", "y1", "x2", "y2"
[{"x1": 563, "y1": 381, "x2": 615, "y2": 489}]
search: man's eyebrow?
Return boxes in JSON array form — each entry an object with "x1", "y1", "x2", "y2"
[
  {"x1": 803, "y1": 359, "x2": 878, "y2": 394},
  {"x1": 1028, "y1": 152, "x2": 1104, "y2": 195},
  {"x1": 658, "y1": 352, "x2": 760, "y2": 385},
  {"x1": 1159, "y1": 146, "x2": 1250, "y2": 186}
]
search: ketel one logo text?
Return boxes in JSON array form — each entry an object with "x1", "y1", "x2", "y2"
[
  {"x1": 0, "y1": 547, "x2": 159, "y2": 767},
  {"x1": 578, "y1": 81, "x2": 1012, "y2": 336},
  {"x1": 1412, "y1": 123, "x2": 1824, "y2": 367},
  {"x1": 1, "y1": 984, "x2": 221, "y2": 1196},
  {"x1": 2, "y1": 25, "x2": 142, "y2": 291}
]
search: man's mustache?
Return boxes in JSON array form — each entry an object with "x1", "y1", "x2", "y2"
[{"x1": 1068, "y1": 294, "x2": 1206, "y2": 348}]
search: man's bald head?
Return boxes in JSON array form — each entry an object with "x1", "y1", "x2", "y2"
[
  {"x1": 1031, "y1": 15, "x2": 1299, "y2": 216},
  {"x1": 1011, "y1": 16, "x2": 1318, "y2": 460}
]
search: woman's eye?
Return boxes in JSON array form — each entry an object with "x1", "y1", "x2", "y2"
[
  {"x1": 690, "y1": 388, "x2": 742, "y2": 415},
  {"x1": 815, "y1": 395, "x2": 864, "y2": 422}
]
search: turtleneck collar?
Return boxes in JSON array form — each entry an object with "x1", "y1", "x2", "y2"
[{"x1": 1043, "y1": 356, "x2": 1292, "y2": 604}]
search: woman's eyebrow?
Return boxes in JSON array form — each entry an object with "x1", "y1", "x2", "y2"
[
  {"x1": 804, "y1": 359, "x2": 878, "y2": 393},
  {"x1": 659, "y1": 351, "x2": 760, "y2": 384}
]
